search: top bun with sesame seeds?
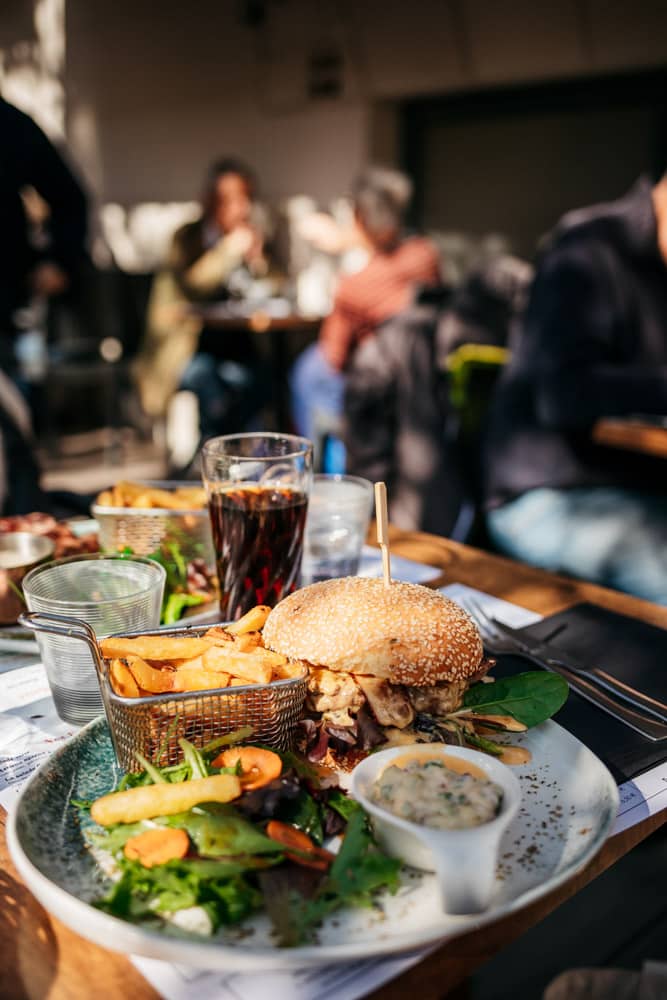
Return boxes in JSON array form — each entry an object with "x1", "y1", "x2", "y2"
[{"x1": 263, "y1": 576, "x2": 484, "y2": 686}]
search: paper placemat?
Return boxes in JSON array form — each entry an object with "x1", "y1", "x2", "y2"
[{"x1": 358, "y1": 545, "x2": 441, "y2": 584}]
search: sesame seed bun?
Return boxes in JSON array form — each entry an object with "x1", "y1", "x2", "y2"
[{"x1": 263, "y1": 577, "x2": 484, "y2": 687}]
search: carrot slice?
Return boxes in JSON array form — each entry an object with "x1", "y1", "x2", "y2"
[
  {"x1": 266, "y1": 819, "x2": 335, "y2": 871},
  {"x1": 211, "y1": 747, "x2": 282, "y2": 791},
  {"x1": 123, "y1": 827, "x2": 190, "y2": 868}
]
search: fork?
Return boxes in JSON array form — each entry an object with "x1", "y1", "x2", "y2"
[{"x1": 456, "y1": 593, "x2": 667, "y2": 742}]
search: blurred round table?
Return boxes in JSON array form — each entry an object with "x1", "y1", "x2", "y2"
[{"x1": 190, "y1": 303, "x2": 321, "y2": 429}]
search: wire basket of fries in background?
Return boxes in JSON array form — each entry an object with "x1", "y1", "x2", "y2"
[
  {"x1": 21, "y1": 606, "x2": 308, "y2": 771},
  {"x1": 92, "y1": 481, "x2": 218, "y2": 624}
]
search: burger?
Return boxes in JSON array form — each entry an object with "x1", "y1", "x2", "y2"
[{"x1": 262, "y1": 577, "x2": 493, "y2": 760}]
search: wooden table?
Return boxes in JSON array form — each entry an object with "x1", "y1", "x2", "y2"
[
  {"x1": 593, "y1": 418, "x2": 667, "y2": 458},
  {"x1": 2, "y1": 530, "x2": 667, "y2": 1000},
  {"x1": 191, "y1": 305, "x2": 321, "y2": 428}
]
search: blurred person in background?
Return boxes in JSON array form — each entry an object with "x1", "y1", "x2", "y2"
[
  {"x1": 290, "y1": 166, "x2": 441, "y2": 449},
  {"x1": 484, "y1": 173, "x2": 667, "y2": 604},
  {"x1": 341, "y1": 254, "x2": 533, "y2": 538},
  {"x1": 0, "y1": 368, "x2": 45, "y2": 515},
  {"x1": 0, "y1": 97, "x2": 87, "y2": 513},
  {"x1": 0, "y1": 97, "x2": 88, "y2": 377},
  {"x1": 134, "y1": 158, "x2": 271, "y2": 457}
]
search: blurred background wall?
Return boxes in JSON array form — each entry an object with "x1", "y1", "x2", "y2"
[{"x1": 2, "y1": 0, "x2": 667, "y2": 266}]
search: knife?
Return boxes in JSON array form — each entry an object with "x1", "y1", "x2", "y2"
[
  {"x1": 492, "y1": 618, "x2": 667, "y2": 724},
  {"x1": 525, "y1": 658, "x2": 667, "y2": 742}
]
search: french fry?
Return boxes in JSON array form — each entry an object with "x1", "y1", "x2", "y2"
[
  {"x1": 100, "y1": 635, "x2": 213, "y2": 661},
  {"x1": 233, "y1": 631, "x2": 264, "y2": 652},
  {"x1": 226, "y1": 605, "x2": 272, "y2": 635},
  {"x1": 90, "y1": 774, "x2": 241, "y2": 826},
  {"x1": 249, "y1": 648, "x2": 288, "y2": 666},
  {"x1": 203, "y1": 639, "x2": 286, "y2": 667},
  {"x1": 109, "y1": 658, "x2": 141, "y2": 697},
  {"x1": 115, "y1": 480, "x2": 144, "y2": 497},
  {"x1": 171, "y1": 486, "x2": 207, "y2": 508},
  {"x1": 173, "y1": 654, "x2": 206, "y2": 671},
  {"x1": 144, "y1": 488, "x2": 182, "y2": 508},
  {"x1": 271, "y1": 661, "x2": 307, "y2": 680},
  {"x1": 126, "y1": 656, "x2": 174, "y2": 694},
  {"x1": 97, "y1": 480, "x2": 208, "y2": 511},
  {"x1": 172, "y1": 667, "x2": 230, "y2": 692},
  {"x1": 132, "y1": 492, "x2": 155, "y2": 509},
  {"x1": 203, "y1": 626, "x2": 234, "y2": 644},
  {"x1": 202, "y1": 647, "x2": 272, "y2": 685},
  {"x1": 100, "y1": 605, "x2": 301, "y2": 699}
]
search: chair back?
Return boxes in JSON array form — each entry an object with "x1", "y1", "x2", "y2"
[
  {"x1": 344, "y1": 316, "x2": 465, "y2": 538},
  {"x1": 444, "y1": 342, "x2": 510, "y2": 541}
]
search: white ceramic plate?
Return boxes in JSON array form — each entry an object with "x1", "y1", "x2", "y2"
[{"x1": 7, "y1": 717, "x2": 618, "y2": 971}]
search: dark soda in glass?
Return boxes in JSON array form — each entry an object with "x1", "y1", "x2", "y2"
[{"x1": 208, "y1": 485, "x2": 308, "y2": 620}]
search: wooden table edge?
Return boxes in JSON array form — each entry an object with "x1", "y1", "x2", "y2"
[{"x1": 593, "y1": 418, "x2": 667, "y2": 459}]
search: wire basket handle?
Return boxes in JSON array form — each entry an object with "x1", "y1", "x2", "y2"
[{"x1": 18, "y1": 611, "x2": 105, "y2": 677}]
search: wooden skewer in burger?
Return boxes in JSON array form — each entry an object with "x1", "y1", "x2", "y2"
[{"x1": 262, "y1": 481, "x2": 498, "y2": 763}]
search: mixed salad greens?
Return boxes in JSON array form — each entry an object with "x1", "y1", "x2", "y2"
[
  {"x1": 76, "y1": 728, "x2": 400, "y2": 946},
  {"x1": 119, "y1": 536, "x2": 218, "y2": 625}
]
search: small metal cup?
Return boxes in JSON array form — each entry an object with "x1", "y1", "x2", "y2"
[{"x1": 0, "y1": 533, "x2": 55, "y2": 625}]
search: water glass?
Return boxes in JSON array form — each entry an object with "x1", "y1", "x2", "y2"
[
  {"x1": 300, "y1": 474, "x2": 374, "y2": 586},
  {"x1": 22, "y1": 554, "x2": 166, "y2": 725},
  {"x1": 202, "y1": 432, "x2": 313, "y2": 620}
]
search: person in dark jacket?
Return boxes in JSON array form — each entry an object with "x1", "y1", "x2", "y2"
[
  {"x1": 343, "y1": 299, "x2": 465, "y2": 537},
  {"x1": 0, "y1": 98, "x2": 88, "y2": 366},
  {"x1": 484, "y1": 174, "x2": 667, "y2": 604}
]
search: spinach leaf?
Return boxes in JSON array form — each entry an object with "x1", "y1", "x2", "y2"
[
  {"x1": 267, "y1": 809, "x2": 401, "y2": 946},
  {"x1": 171, "y1": 804, "x2": 283, "y2": 857},
  {"x1": 326, "y1": 808, "x2": 400, "y2": 903},
  {"x1": 462, "y1": 671, "x2": 569, "y2": 727},
  {"x1": 274, "y1": 749, "x2": 322, "y2": 785},
  {"x1": 327, "y1": 790, "x2": 361, "y2": 822},
  {"x1": 277, "y1": 789, "x2": 324, "y2": 845}
]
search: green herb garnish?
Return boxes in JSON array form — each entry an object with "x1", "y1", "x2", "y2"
[{"x1": 461, "y1": 671, "x2": 569, "y2": 728}]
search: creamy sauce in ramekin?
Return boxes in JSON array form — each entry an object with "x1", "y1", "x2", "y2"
[{"x1": 371, "y1": 752, "x2": 503, "y2": 830}]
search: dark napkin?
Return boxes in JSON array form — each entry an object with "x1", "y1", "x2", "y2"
[{"x1": 490, "y1": 603, "x2": 667, "y2": 784}]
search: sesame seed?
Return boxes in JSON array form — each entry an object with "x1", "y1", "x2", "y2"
[{"x1": 263, "y1": 577, "x2": 483, "y2": 684}]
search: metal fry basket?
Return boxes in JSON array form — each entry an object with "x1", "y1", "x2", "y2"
[
  {"x1": 91, "y1": 480, "x2": 215, "y2": 567},
  {"x1": 21, "y1": 612, "x2": 308, "y2": 772}
]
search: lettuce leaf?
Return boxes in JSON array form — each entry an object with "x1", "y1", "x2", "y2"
[
  {"x1": 168, "y1": 804, "x2": 284, "y2": 858},
  {"x1": 96, "y1": 857, "x2": 262, "y2": 929}
]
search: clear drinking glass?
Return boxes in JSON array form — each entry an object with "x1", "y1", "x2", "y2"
[
  {"x1": 201, "y1": 432, "x2": 313, "y2": 619},
  {"x1": 300, "y1": 474, "x2": 374, "y2": 586},
  {"x1": 22, "y1": 554, "x2": 166, "y2": 725}
]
